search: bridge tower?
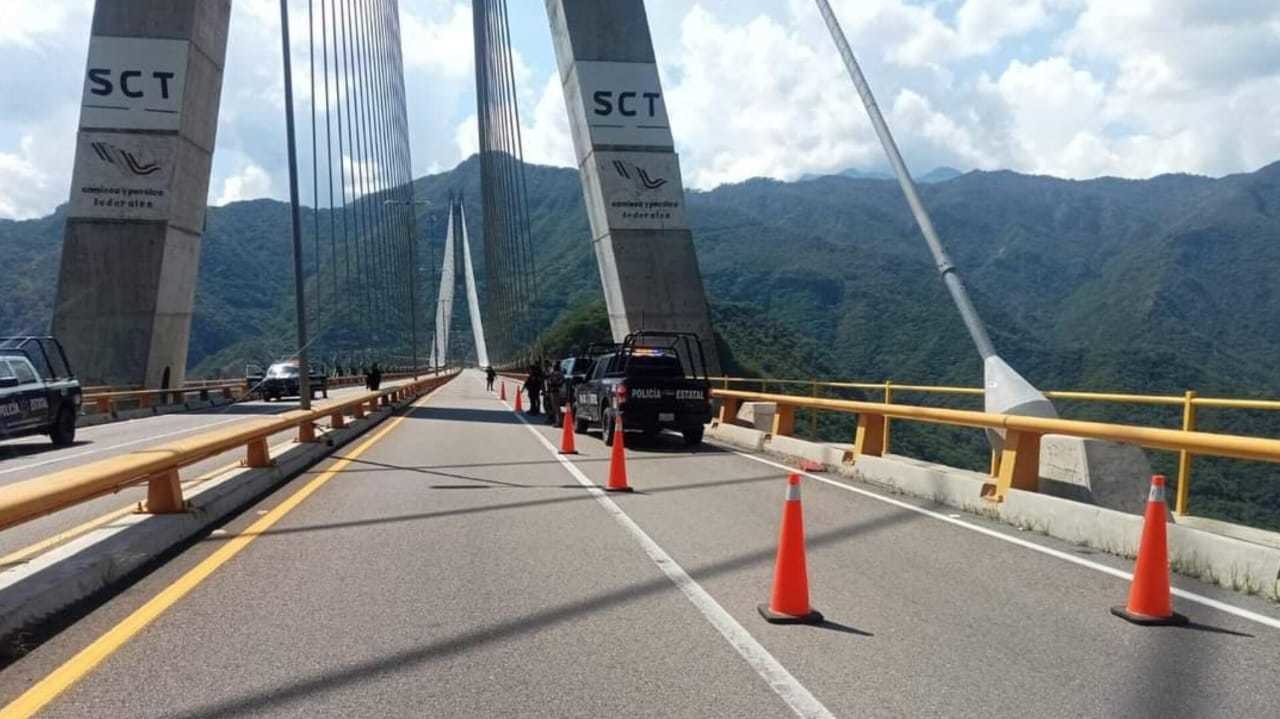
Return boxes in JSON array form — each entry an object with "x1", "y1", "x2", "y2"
[
  {"x1": 545, "y1": 0, "x2": 721, "y2": 372},
  {"x1": 52, "y1": 1, "x2": 232, "y2": 388}
]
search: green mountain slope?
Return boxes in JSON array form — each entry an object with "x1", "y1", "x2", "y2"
[{"x1": 4, "y1": 156, "x2": 1280, "y2": 527}]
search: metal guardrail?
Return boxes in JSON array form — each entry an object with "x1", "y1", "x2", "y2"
[
  {"x1": 712, "y1": 386, "x2": 1280, "y2": 513},
  {"x1": 79, "y1": 372, "x2": 429, "y2": 416},
  {"x1": 0, "y1": 372, "x2": 459, "y2": 533}
]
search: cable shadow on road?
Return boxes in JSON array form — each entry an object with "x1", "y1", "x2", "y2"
[
  {"x1": 0, "y1": 440, "x2": 92, "y2": 462},
  {"x1": 404, "y1": 406, "x2": 527, "y2": 426},
  {"x1": 176, "y1": 507, "x2": 915, "y2": 719},
  {"x1": 316, "y1": 451, "x2": 729, "y2": 476},
  {"x1": 205, "y1": 474, "x2": 788, "y2": 543}
]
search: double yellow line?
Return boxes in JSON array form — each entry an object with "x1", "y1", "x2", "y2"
[{"x1": 1, "y1": 397, "x2": 424, "y2": 718}]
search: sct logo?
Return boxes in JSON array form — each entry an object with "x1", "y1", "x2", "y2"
[
  {"x1": 91, "y1": 141, "x2": 161, "y2": 177},
  {"x1": 87, "y1": 68, "x2": 177, "y2": 101},
  {"x1": 592, "y1": 90, "x2": 661, "y2": 119}
]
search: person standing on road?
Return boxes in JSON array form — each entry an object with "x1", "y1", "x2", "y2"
[
  {"x1": 544, "y1": 362, "x2": 565, "y2": 427},
  {"x1": 524, "y1": 364, "x2": 544, "y2": 415},
  {"x1": 485, "y1": 366, "x2": 496, "y2": 391}
]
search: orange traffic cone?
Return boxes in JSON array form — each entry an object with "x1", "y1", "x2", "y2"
[
  {"x1": 759, "y1": 474, "x2": 823, "y2": 624},
  {"x1": 500, "y1": 383, "x2": 507, "y2": 401},
  {"x1": 560, "y1": 404, "x2": 578, "y2": 455},
  {"x1": 605, "y1": 414, "x2": 632, "y2": 492},
  {"x1": 514, "y1": 386, "x2": 524, "y2": 412},
  {"x1": 1111, "y1": 475, "x2": 1187, "y2": 626}
]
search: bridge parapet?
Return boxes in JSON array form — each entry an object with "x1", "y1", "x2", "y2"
[
  {"x1": 713, "y1": 377, "x2": 1280, "y2": 518},
  {"x1": 0, "y1": 372, "x2": 459, "y2": 533},
  {"x1": 711, "y1": 383, "x2": 1280, "y2": 517}
]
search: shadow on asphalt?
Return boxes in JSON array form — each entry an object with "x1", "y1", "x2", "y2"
[
  {"x1": 206, "y1": 473, "x2": 788, "y2": 542},
  {"x1": 183, "y1": 402, "x2": 312, "y2": 416},
  {"x1": 320, "y1": 453, "x2": 726, "y2": 474},
  {"x1": 405, "y1": 406, "x2": 524, "y2": 426},
  {"x1": 179, "y1": 507, "x2": 919, "y2": 718},
  {"x1": 813, "y1": 619, "x2": 874, "y2": 637},
  {"x1": 0, "y1": 439, "x2": 90, "y2": 462}
]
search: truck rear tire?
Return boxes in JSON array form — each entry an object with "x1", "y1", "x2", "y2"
[
  {"x1": 51, "y1": 406, "x2": 76, "y2": 447},
  {"x1": 574, "y1": 411, "x2": 589, "y2": 435},
  {"x1": 682, "y1": 427, "x2": 704, "y2": 447}
]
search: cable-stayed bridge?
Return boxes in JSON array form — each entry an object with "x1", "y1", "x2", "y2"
[{"x1": 1, "y1": 2, "x2": 1279, "y2": 717}]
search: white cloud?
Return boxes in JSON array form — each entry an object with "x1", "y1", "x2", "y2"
[
  {"x1": 401, "y1": 2, "x2": 474, "y2": 79},
  {"x1": 4, "y1": 0, "x2": 1280, "y2": 220},
  {"x1": 214, "y1": 163, "x2": 273, "y2": 206}
]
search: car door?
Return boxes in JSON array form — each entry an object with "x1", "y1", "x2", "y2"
[
  {"x1": 11, "y1": 358, "x2": 49, "y2": 432},
  {"x1": 0, "y1": 359, "x2": 24, "y2": 438}
]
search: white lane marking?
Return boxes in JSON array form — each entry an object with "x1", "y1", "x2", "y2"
[
  {"x1": 0, "y1": 415, "x2": 252, "y2": 476},
  {"x1": 497, "y1": 386, "x2": 834, "y2": 719},
  {"x1": 733, "y1": 451, "x2": 1280, "y2": 632}
]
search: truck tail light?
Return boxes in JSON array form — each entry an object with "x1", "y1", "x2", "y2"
[{"x1": 614, "y1": 384, "x2": 628, "y2": 404}]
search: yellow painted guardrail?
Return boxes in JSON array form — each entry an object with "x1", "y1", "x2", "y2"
[
  {"x1": 0, "y1": 371, "x2": 458, "y2": 533},
  {"x1": 79, "y1": 372, "x2": 428, "y2": 416},
  {"x1": 712, "y1": 379, "x2": 1280, "y2": 515}
]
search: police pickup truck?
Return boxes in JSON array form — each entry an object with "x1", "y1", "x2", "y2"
[
  {"x1": 0, "y1": 337, "x2": 83, "y2": 447},
  {"x1": 572, "y1": 332, "x2": 712, "y2": 447}
]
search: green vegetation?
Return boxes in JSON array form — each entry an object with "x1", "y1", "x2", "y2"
[{"x1": 4, "y1": 156, "x2": 1280, "y2": 528}]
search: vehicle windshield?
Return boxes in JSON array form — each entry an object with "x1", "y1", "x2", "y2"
[
  {"x1": 615, "y1": 353, "x2": 684, "y2": 378},
  {"x1": 267, "y1": 363, "x2": 300, "y2": 378}
]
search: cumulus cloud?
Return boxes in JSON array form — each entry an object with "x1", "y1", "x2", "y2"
[
  {"x1": 4, "y1": 0, "x2": 1280, "y2": 220},
  {"x1": 214, "y1": 163, "x2": 273, "y2": 206}
]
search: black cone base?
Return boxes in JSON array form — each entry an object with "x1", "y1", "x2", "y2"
[
  {"x1": 604, "y1": 486, "x2": 634, "y2": 493},
  {"x1": 758, "y1": 603, "x2": 823, "y2": 625},
  {"x1": 1110, "y1": 605, "x2": 1189, "y2": 626}
]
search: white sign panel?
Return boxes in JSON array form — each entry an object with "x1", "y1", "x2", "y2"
[
  {"x1": 81, "y1": 36, "x2": 189, "y2": 131},
  {"x1": 593, "y1": 151, "x2": 688, "y2": 230},
  {"x1": 68, "y1": 131, "x2": 176, "y2": 221},
  {"x1": 574, "y1": 61, "x2": 673, "y2": 148}
]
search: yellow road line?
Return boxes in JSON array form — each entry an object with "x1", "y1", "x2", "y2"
[{"x1": 0, "y1": 396, "x2": 426, "y2": 718}]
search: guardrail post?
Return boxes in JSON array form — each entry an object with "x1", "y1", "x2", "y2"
[
  {"x1": 96, "y1": 397, "x2": 112, "y2": 414},
  {"x1": 245, "y1": 438, "x2": 273, "y2": 468},
  {"x1": 331, "y1": 411, "x2": 346, "y2": 429},
  {"x1": 883, "y1": 381, "x2": 894, "y2": 454},
  {"x1": 853, "y1": 412, "x2": 886, "y2": 458},
  {"x1": 138, "y1": 394, "x2": 152, "y2": 409},
  {"x1": 990, "y1": 429, "x2": 1041, "y2": 501},
  {"x1": 719, "y1": 396, "x2": 741, "y2": 424},
  {"x1": 809, "y1": 381, "x2": 818, "y2": 438},
  {"x1": 353, "y1": 401, "x2": 366, "y2": 419},
  {"x1": 1175, "y1": 390, "x2": 1196, "y2": 515},
  {"x1": 771, "y1": 404, "x2": 796, "y2": 437},
  {"x1": 144, "y1": 469, "x2": 185, "y2": 513},
  {"x1": 222, "y1": 387, "x2": 233, "y2": 400},
  {"x1": 298, "y1": 421, "x2": 317, "y2": 443},
  {"x1": 199, "y1": 389, "x2": 210, "y2": 401}
]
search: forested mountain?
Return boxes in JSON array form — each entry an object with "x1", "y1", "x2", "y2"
[{"x1": 4, "y1": 156, "x2": 1280, "y2": 527}]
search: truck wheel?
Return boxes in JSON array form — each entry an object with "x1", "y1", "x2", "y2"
[
  {"x1": 602, "y1": 407, "x2": 616, "y2": 446},
  {"x1": 51, "y1": 407, "x2": 77, "y2": 447},
  {"x1": 573, "y1": 411, "x2": 589, "y2": 435},
  {"x1": 682, "y1": 427, "x2": 704, "y2": 447}
]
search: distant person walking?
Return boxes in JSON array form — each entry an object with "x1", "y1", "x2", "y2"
[
  {"x1": 370, "y1": 362, "x2": 383, "y2": 391},
  {"x1": 485, "y1": 366, "x2": 496, "y2": 391}
]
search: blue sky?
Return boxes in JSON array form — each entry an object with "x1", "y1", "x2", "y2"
[{"x1": 2, "y1": 0, "x2": 1280, "y2": 219}]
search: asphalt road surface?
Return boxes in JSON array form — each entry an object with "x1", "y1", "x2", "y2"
[{"x1": 2, "y1": 370, "x2": 1279, "y2": 718}]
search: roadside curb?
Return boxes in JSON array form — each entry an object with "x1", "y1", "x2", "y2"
[{"x1": 0, "y1": 387, "x2": 439, "y2": 651}]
